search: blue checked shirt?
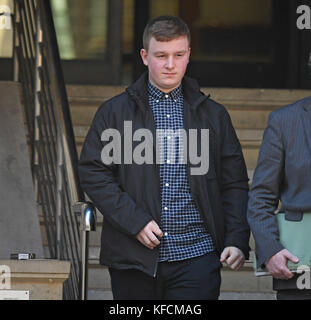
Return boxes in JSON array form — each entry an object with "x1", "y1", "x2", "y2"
[{"x1": 148, "y1": 81, "x2": 215, "y2": 262}]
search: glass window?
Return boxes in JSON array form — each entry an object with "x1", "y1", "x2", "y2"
[
  {"x1": 51, "y1": 0, "x2": 108, "y2": 59},
  {"x1": 150, "y1": 0, "x2": 179, "y2": 17},
  {"x1": 190, "y1": 0, "x2": 273, "y2": 62},
  {"x1": 51, "y1": 0, "x2": 135, "y2": 84},
  {"x1": 0, "y1": 0, "x2": 13, "y2": 58},
  {"x1": 123, "y1": 0, "x2": 134, "y2": 55}
]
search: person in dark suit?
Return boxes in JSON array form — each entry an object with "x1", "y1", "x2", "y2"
[
  {"x1": 247, "y1": 96, "x2": 311, "y2": 300},
  {"x1": 79, "y1": 15, "x2": 250, "y2": 300}
]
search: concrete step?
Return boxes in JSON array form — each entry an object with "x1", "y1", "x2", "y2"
[
  {"x1": 220, "y1": 262, "x2": 274, "y2": 294},
  {"x1": 88, "y1": 261, "x2": 111, "y2": 290},
  {"x1": 88, "y1": 289, "x2": 113, "y2": 300}
]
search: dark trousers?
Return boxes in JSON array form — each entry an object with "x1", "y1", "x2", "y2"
[
  {"x1": 276, "y1": 289, "x2": 311, "y2": 300},
  {"x1": 274, "y1": 273, "x2": 311, "y2": 300},
  {"x1": 108, "y1": 252, "x2": 222, "y2": 300}
]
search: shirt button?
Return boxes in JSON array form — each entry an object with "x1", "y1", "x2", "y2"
[
  {"x1": 165, "y1": 94, "x2": 169, "y2": 98},
  {"x1": 164, "y1": 232, "x2": 168, "y2": 236},
  {"x1": 165, "y1": 183, "x2": 169, "y2": 187},
  {"x1": 166, "y1": 160, "x2": 170, "y2": 164},
  {"x1": 167, "y1": 114, "x2": 170, "y2": 118},
  {"x1": 167, "y1": 136, "x2": 171, "y2": 140},
  {"x1": 156, "y1": 100, "x2": 159, "y2": 103},
  {"x1": 164, "y1": 207, "x2": 168, "y2": 211}
]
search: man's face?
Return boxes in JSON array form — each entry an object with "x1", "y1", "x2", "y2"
[{"x1": 140, "y1": 36, "x2": 190, "y2": 93}]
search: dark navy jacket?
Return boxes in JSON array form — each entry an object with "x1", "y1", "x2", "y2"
[{"x1": 78, "y1": 72, "x2": 250, "y2": 277}]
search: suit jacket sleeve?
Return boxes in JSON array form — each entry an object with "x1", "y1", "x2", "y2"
[
  {"x1": 247, "y1": 111, "x2": 285, "y2": 268},
  {"x1": 78, "y1": 104, "x2": 153, "y2": 236},
  {"x1": 220, "y1": 109, "x2": 250, "y2": 258}
]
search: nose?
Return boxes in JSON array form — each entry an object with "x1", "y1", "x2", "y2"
[{"x1": 165, "y1": 56, "x2": 174, "y2": 69}]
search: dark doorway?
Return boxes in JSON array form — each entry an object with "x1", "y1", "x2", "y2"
[{"x1": 133, "y1": 0, "x2": 311, "y2": 89}]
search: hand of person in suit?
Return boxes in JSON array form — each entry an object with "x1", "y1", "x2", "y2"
[
  {"x1": 220, "y1": 246, "x2": 245, "y2": 270},
  {"x1": 266, "y1": 249, "x2": 299, "y2": 279},
  {"x1": 136, "y1": 220, "x2": 163, "y2": 250}
]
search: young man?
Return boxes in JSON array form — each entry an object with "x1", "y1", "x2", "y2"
[{"x1": 79, "y1": 16, "x2": 250, "y2": 300}]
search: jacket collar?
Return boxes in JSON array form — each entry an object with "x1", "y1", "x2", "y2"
[
  {"x1": 182, "y1": 75, "x2": 211, "y2": 109},
  {"x1": 126, "y1": 72, "x2": 210, "y2": 111}
]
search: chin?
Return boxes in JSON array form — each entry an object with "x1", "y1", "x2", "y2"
[{"x1": 162, "y1": 80, "x2": 179, "y2": 88}]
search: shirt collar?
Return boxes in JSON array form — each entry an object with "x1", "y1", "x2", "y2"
[{"x1": 148, "y1": 81, "x2": 182, "y2": 102}]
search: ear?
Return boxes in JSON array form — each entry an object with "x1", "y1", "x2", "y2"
[{"x1": 140, "y1": 48, "x2": 148, "y2": 66}]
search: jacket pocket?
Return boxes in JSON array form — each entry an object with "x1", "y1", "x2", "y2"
[{"x1": 284, "y1": 210, "x2": 303, "y2": 222}]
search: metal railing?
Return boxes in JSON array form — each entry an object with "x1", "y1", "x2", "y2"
[{"x1": 12, "y1": 0, "x2": 96, "y2": 300}]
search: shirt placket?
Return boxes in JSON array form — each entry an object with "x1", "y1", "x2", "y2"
[{"x1": 161, "y1": 96, "x2": 174, "y2": 247}]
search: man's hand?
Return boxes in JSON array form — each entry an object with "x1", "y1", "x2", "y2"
[
  {"x1": 136, "y1": 220, "x2": 163, "y2": 250},
  {"x1": 266, "y1": 249, "x2": 299, "y2": 279},
  {"x1": 220, "y1": 246, "x2": 245, "y2": 270}
]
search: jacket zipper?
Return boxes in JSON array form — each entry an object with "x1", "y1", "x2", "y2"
[
  {"x1": 128, "y1": 89, "x2": 161, "y2": 277},
  {"x1": 153, "y1": 259, "x2": 158, "y2": 278}
]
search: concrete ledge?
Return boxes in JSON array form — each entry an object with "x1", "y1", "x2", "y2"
[
  {"x1": 220, "y1": 262, "x2": 274, "y2": 293},
  {"x1": 0, "y1": 259, "x2": 71, "y2": 300},
  {"x1": 88, "y1": 289, "x2": 113, "y2": 300}
]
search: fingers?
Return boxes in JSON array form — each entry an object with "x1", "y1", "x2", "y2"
[
  {"x1": 284, "y1": 250, "x2": 299, "y2": 264},
  {"x1": 220, "y1": 247, "x2": 230, "y2": 263},
  {"x1": 150, "y1": 221, "x2": 163, "y2": 239},
  {"x1": 266, "y1": 249, "x2": 297, "y2": 279},
  {"x1": 136, "y1": 220, "x2": 163, "y2": 250},
  {"x1": 138, "y1": 232, "x2": 159, "y2": 250},
  {"x1": 270, "y1": 266, "x2": 294, "y2": 279},
  {"x1": 220, "y1": 247, "x2": 245, "y2": 270},
  {"x1": 230, "y1": 256, "x2": 245, "y2": 271},
  {"x1": 268, "y1": 262, "x2": 294, "y2": 279}
]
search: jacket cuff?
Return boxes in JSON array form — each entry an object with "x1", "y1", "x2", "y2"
[
  {"x1": 126, "y1": 207, "x2": 154, "y2": 237},
  {"x1": 256, "y1": 241, "x2": 285, "y2": 268},
  {"x1": 224, "y1": 231, "x2": 251, "y2": 260},
  {"x1": 224, "y1": 240, "x2": 251, "y2": 260}
]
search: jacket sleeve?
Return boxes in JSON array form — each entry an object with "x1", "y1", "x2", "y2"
[
  {"x1": 220, "y1": 109, "x2": 250, "y2": 259},
  {"x1": 78, "y1": 104, "x2": 153, "y2": 236},
  {"x1": 247, "y1": 112, "x2": 285, "y2": 268}
]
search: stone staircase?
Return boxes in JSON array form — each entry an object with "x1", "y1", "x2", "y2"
[{"x1": 48, "y1": 85, "x2": 311, "y2": 299}]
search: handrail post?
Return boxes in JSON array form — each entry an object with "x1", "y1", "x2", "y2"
[
  {"x1": 56, "y1": 131, "x2": 63, "y2": 259},
  {"x1": 13, "y1": 0, "x2": 20, "y2": 82},
  {"x1": 33, "y1": 3, "x2": 42, "y2": 212},
  {"x1": 73, "y1": 202, "x2": 96, "y2": 300}
]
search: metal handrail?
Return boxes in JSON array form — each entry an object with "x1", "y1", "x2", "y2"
[{"x1": 12, "y1": 0, "x2": 95, "y2": 300}]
